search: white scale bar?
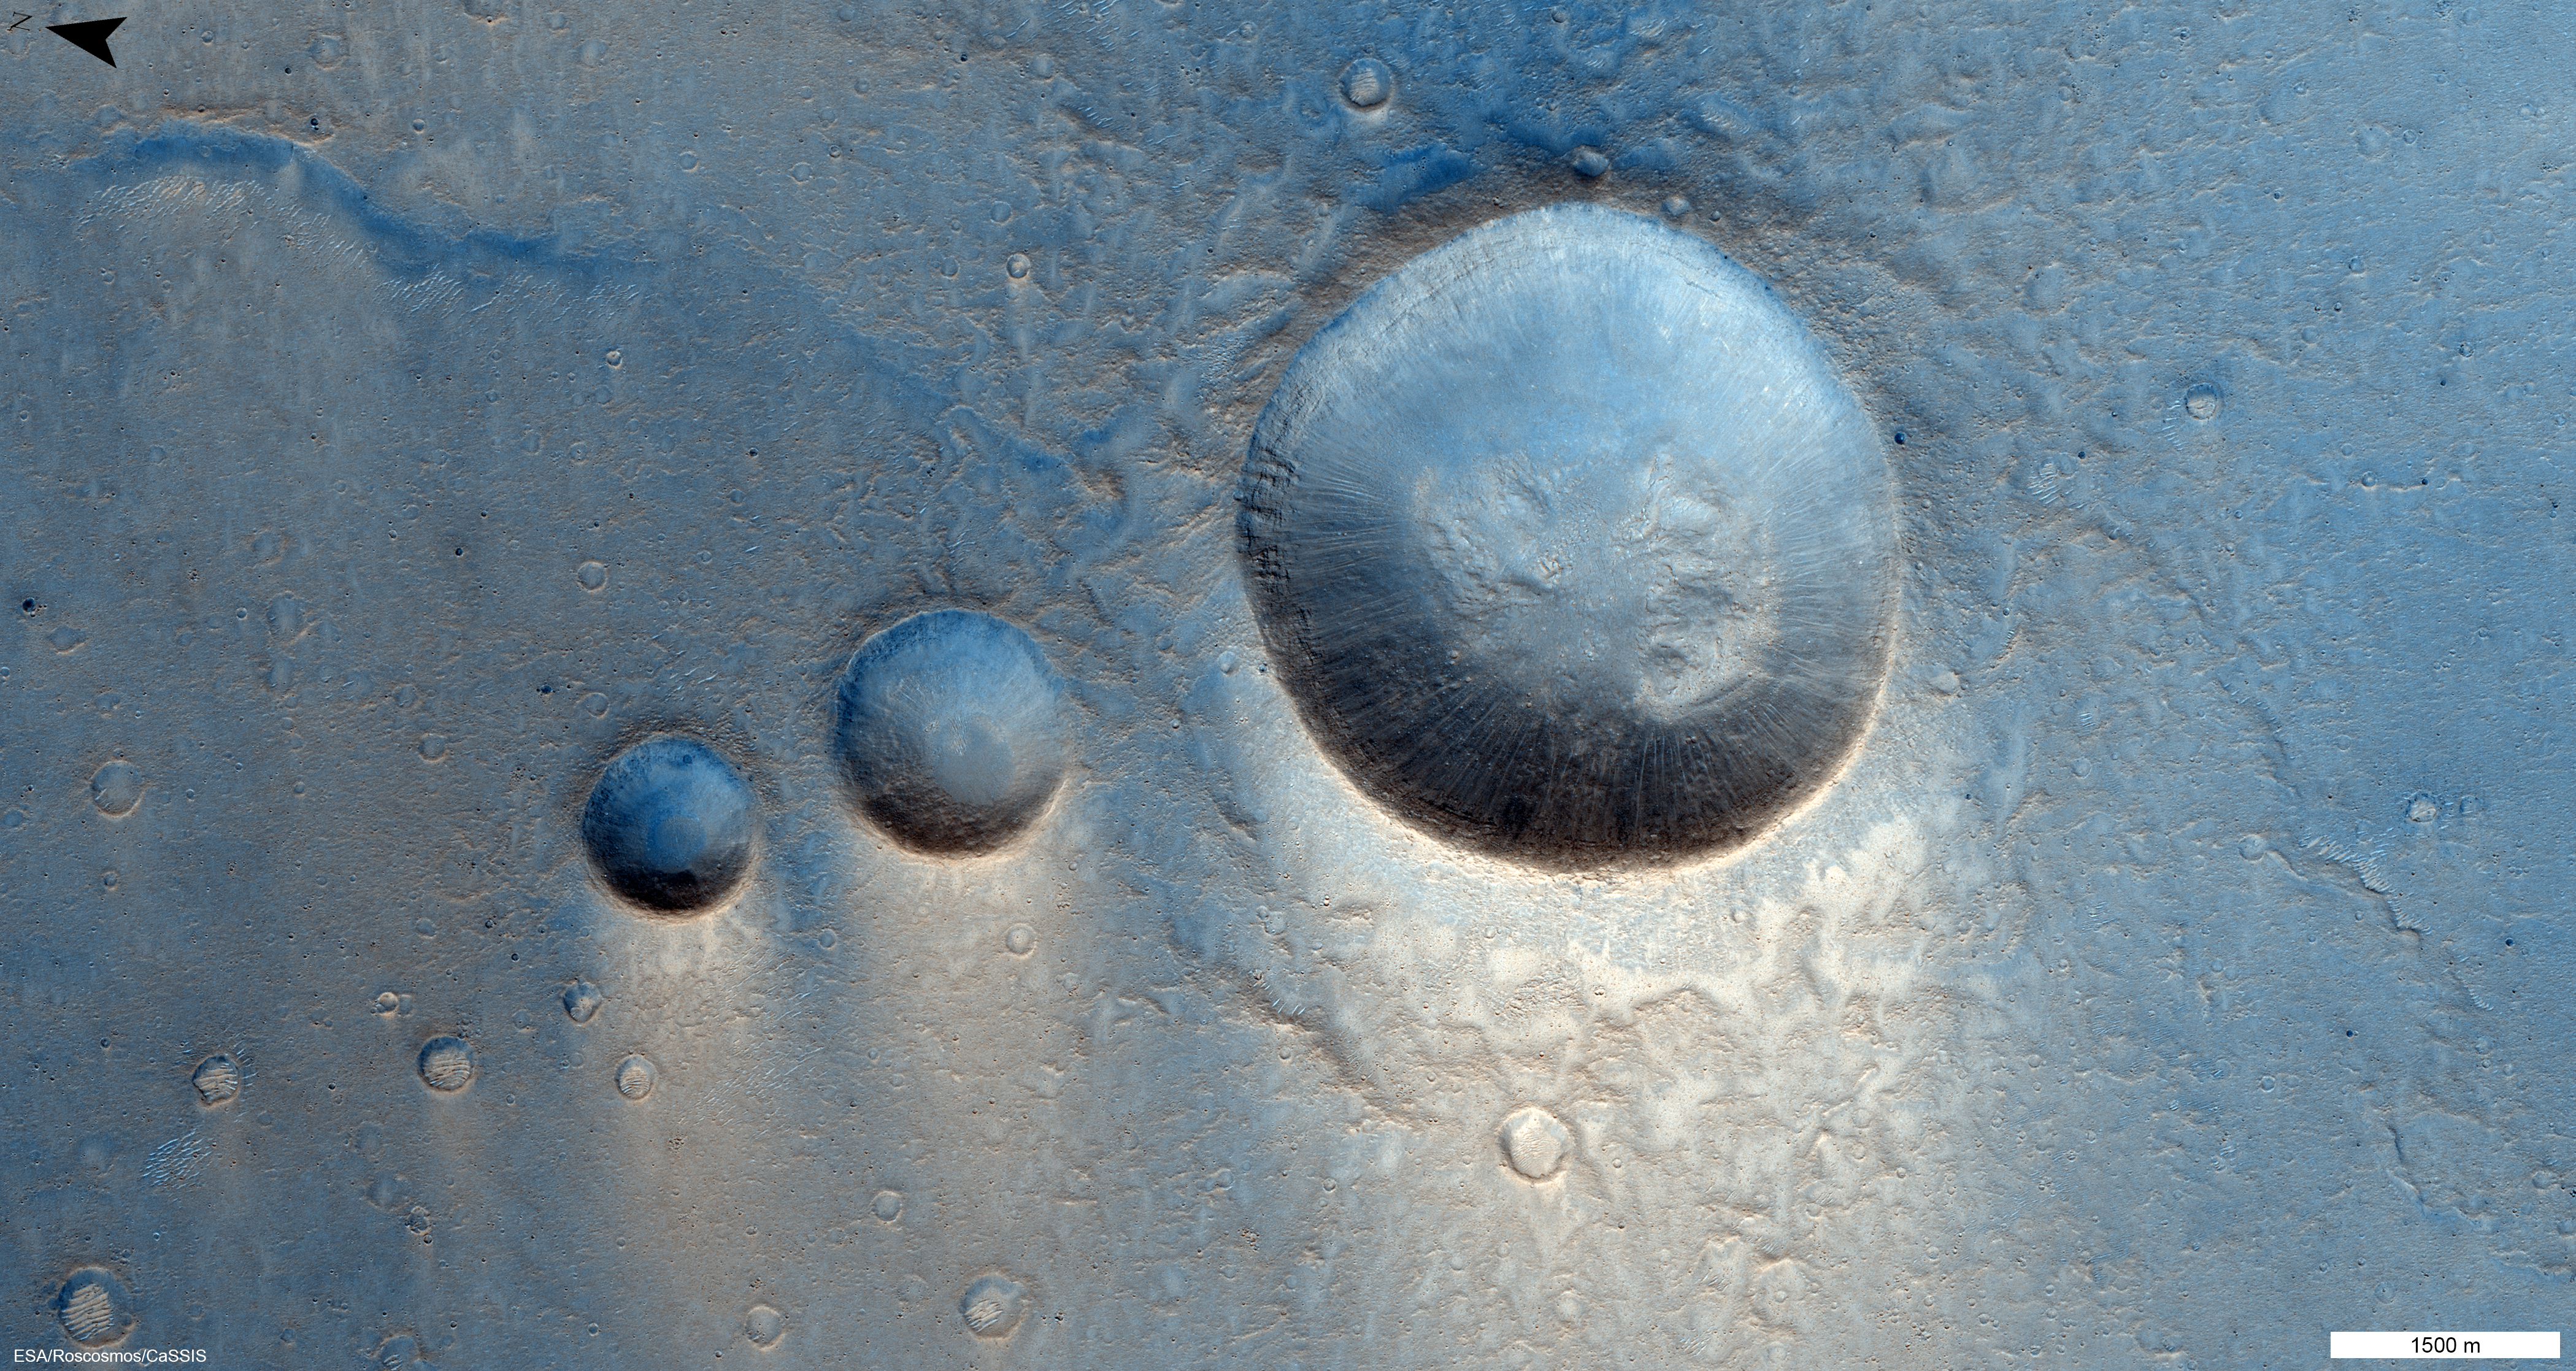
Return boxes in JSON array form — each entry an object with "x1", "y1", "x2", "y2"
[{"x1": 2333, "y1": 1332, "x2": 2560, "y2": 1359}]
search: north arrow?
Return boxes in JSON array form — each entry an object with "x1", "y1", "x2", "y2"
[{"x1": 49, "y1": 16, "x2": 124, "y2": 66}]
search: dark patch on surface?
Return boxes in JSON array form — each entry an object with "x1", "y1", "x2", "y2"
[{"x1": 1358, "y1": 145, "x2": 1477, "y2": 214}]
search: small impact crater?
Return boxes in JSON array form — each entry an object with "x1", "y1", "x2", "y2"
[
  {"x1": 1342, "y1": 56, "x2": 1393, "y2": 108},
  {"x1": 90, "y1": 761, "x2": 143, "y2": 817},
  {"x1": 417, "y1": 1036, "x2": 475, "y2": 1093},
  {"x1": 1499, "y1": 1105, "x2": 1571, "y2": 1181},
  {"x1": 958, "y1": 1273, "x2": 1028, "y2": 1338},
  {"x1": 833, "y1": 610, "x2": 1067, "y2": 856},
  {"x1": 581, "y1": 736, "x2": 760, "y2": 913},
  {"x1": 190, "y1": 1053, "x2": 240, "y2": 1106},
  {"x1": 55, "y1": 1269, "x2": 131, "y2": 1348}
]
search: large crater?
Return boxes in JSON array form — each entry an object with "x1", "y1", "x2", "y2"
[{"x1": 1239, "y1": 204, "x2": 1896, "y2": 868}]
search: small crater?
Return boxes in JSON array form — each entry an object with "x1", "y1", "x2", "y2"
[
  {"x1": 267, "y1": 594, "x2": 306, "y2": 642},
  {"x1": 1004, "y1": 923, "x2": 1036, "y2": 956},
  {"x1": 55, "y1": 1269, "x2": 130, "y2": 1348},
  {"x1": 191, "y1": 1054, "x2": 241, "y2": 1105},
  {"x1": 581, "y1": 736, "x2": 760, "y2": 913},
  {"x1": 90, "y1": 761, "x2": 143, "y2": 816},
  {"x1": 576, "y1": 560, "x2": 606, "y2": 591},
  {"x1": 833, "y1": 611, "x2": 1067, "y2": 856},
  {"x1": 2183, "y1": 382, "x2": 2223, "y2": 421},
  {"x1": 613, "y1": 1054, "x2": 656, "y2": 1100},
  {"x1": 1499, "y1": 1106, "x2": 1571, "y2": 1181},
  {"x1": 744, "y1": 1304, "x2": 784, "y2": 1348},
  {"x1": 563, "y1": 980, "x2": 604, "y2": 1023},
  {"x1": 958, "y1": 1273, "x2": 1026, "y2": 1338},
  {"x1": 872, "y1": 1188, "x2": 904, "y2": 1221},
  {"x1": 417, "y1": 1036, "x2": 475, "y2": 1093},
  {"x1": 1341, "y1": 57, "x2": 1393, "y2": 108}
]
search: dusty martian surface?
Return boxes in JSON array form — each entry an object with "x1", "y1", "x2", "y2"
[{"x1": 2, "y1": 0, "x2": 2571, "y2": 1366}]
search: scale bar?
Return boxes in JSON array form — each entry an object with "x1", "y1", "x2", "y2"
[{"x1": 2332, "y1": 1332, "x2": 2560, "y2": 1359}]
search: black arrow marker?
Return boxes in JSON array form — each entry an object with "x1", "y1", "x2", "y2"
[{"x1": 50, "y1": 16, "x2": 124, "y2": 66}]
